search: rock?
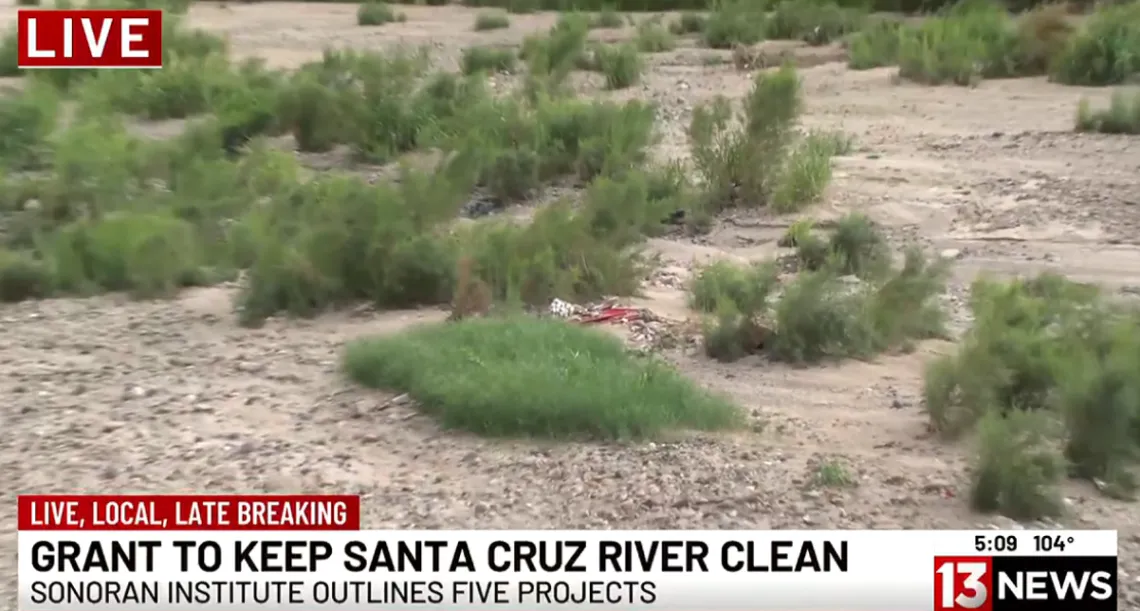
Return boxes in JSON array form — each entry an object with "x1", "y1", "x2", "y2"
[
  {"x1": 940, "y1": 248, "x2": 963, "y2": 260},
  {"x1": 801, "y1": 514, "x2": 814, "y2": 525}
]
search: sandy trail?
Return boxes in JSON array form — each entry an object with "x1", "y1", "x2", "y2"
[{"x1": 2, "y1": 2, "x2": 1139, "y2": 607}]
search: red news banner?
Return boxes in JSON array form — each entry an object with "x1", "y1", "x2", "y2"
[
  {"x1": 17, "y1": 8, "x2": 164, "y2": 69},
  {"x1": 18, "y1": 495, "x2": 361, "y2": 530}
]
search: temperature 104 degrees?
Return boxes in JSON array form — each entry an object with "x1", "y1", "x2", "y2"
[{"x1": 974, "y1": 534, "x2": 1075, "y2": 553}]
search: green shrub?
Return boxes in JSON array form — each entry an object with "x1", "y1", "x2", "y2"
[
  {"x1": 357, "y1": 2, "x2": 404, "y2": 26},
  {"x1": 895, "y1": 0, "x2": 1033, "y2": 86},
  {"x1": 767, "y1": 0, "x2": 866, "y2": 45},
  {"x1": 703, "y1": 0, "x2": 767, "y2": 49},
  {"x1": 596, "y1": 43, "x2": 643, "y2": 89},
  {"x1": 0, "y1": 84, "x2": 59, "y2": 170},
  {"x1": 461, "y1": 46, "x2": 518, "y2": 74},
  {"x1": 522, "y1": 14, "x2": 591, "y2": 83},
  {"x1": 923, "y1": 273, "x2": 1140, "y2": 501},
  {"x1": 970, "y1": 409, "x2": 1066, "y2": 520},
  {"x1": 671, "y1": 12, "x2": 707, "y2": 35},
  {"x1": 1076, "y1": 90, "x2": 1140, "y2": 135},
  {"x1": 280, "y1": 71, "x2": 349, "y2": 152},
  {"x1": 0, "y1": 250, "x2": 53, "y2": 302},
  {"x1": 343, "y1": 316, "x2": 744, "y2": 439},
  {"x1": 847, "y1": 17, "x2": 904, "y2": 70},
  {"x1": 0, "y1": 28, "x2": 19, "y2": 77},
  {"x1": 689, "y1": 259, "x2": 778, "y2": 314},
  {"x1": 769, "y1": 248, "x2": 947, "y2": 363},
  {"x1": 635, "y1": 20, "x2": 676, "y2": 52},
  {"x1": 690, "y1": 65, "x2": 837, "y2": 214},
  {"x1": 474, "y1": 10, "x2": 511, "y2": 30},
  {"x1": 592, "y1": 7, "x2": 625, "y2": 28},
  {"x1": 1050, "y1": 2, "x2": 1140, "y2": 86}
]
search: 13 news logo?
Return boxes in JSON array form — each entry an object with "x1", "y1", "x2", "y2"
[
  {"x1": 935, "y1": 555, "x2": 1117, "y2": 611},
  {"x1": 17, "y1": 9, "x2": 163, "y2": 69}
]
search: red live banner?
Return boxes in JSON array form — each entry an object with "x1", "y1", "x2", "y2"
[
  {"x1": 17, "y1": 495, "x2": 361, "y2": 530},
  {"x1": 17, "y1": 9, "x2": 163, "y2": 69}
]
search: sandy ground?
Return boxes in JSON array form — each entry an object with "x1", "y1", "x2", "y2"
[{"x1": 3, "y1": 1, "x2": 1140, "y2": 606}]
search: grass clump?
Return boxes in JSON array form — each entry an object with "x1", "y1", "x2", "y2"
[
  {"x1": 924, "y1": 273, "x2": 1140, "y2": 512},
  {"x1": 847, "y1": 17, "x2": 904, "y2": 70},
  {"x1": 635, "y1": 20, "x2": 676, "y2": 52},
  {"x1": 1076, "y1": 90, "x2": 1140, "y2": 135},
  {"x1": 688, "y1": 65, "x2": 840, "y2": 215},
  {"x1": 894, "y1": 0, "x2": 1032, "y2": 86},
  {"x1": 702, "y1": 0, "x2": 767, "y2": 49},
  {"x1": 1050, "y1": 2, "x2": 1140, "y2": 86},
  {"x1": 596, "y1": 43, "x2": 644, "y2": 89},
  {"x1": 591, "y1": 7, "x2": 625, "y2": 29},
  {"x1": 970, "y1": 409, "x2": 1067, "y2": 520},
  {"x1": 462, "y1": 46, "x2": 518, "y2": 74},
  {"x1": 766, "y1": 0, "x2": 866, "y2": 46},
  {"x1": 474, "y1": 10, "x2": 511, "y2": 30},
  {"x1": 690, "y1": 260, "x2": 779, "y2": 315},
  {"x1": 671, "y1": 11, "x2": 707, "y2": 35},
  {"x1": 343, "y1": 316, "x2": 743, "y2": 440},
  {"x1": 357, "y1": 2, "x2": 405, "y2": 26}
]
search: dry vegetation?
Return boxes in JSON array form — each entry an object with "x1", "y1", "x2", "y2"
[{"x1": 1, "y1": 0, "x2": 1138, "y2": 527}]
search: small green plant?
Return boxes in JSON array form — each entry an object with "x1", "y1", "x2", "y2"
[
  {"x1": 461, "y1": 46, "x2": 517, "y2": 74},
  {"x1": 770, "y1": 131, "x2": 839, "y2": 213},
  {"x1": 0, "y1": 28, "x2": 20, "y2": 77},
  {"x1": 474, "y1": 10, "x2": 511, "y2": 30},
  {"x1": 596, "y1": 43, "x2": 643, "y2": 89},
  {"x1": 814, "y1": 458, "x2": 857, "y2": 487},
  {"x1": 357, "y1": 2, "x2": 404, "y2": 26},
  {"x1": 343, "y1": 316, "x2": 744, "y2": 439},
  {"x1": 895, "y1": 1, "x2": 1031, "y2": 86},
  {"x1": 1076, "y1": 91, "x2": 1140, "y2": 135}
]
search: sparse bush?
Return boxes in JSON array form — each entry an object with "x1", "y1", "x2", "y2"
[
  {"x1": 280, "y1": 70, "x2": 349, "y2": 152},
  {"x1": 847, "y1": 17, "x2": 904, "y2": 70},
  {"x1": 923, "y1": 272, "x2": 1140, "y2": 502},
  {"x1": 1050, "y1": 2, "x2": 1140, "y2": 86},
  {"x1": 343, "y1": 316, "x2": 743, "y2": 439},
  {"x1": 0, "y1": 28, "x2": 20, "y2": 77},
  {"x1": 1076, "y1": 90, "x2": 1140, "y2": 135},
  {"x1": 671, "y1": 12, "x2": 707, "y2": 35},
  {"x1": 702, "y1": 0, "x2": 767, "y2": 49},
  {"x1": 522, "y1": 14, "x2": 591, "y2": 83},
  {"x1": 689, "y1": 259, "x2": 778, "y2": 314},
  {"x1": 690, "y1": 65, "x2": 837, "y2": 214},
  {"x1": 462, "y1": 46, "x2": 517, "y2": 74},
  {"x1": 474, "y1": 10, "x2": 511, "y2": 30},
  {"x1": 895, "y1": 0, "x2": 1032, "y2": 86},
  {"x1": 635, "y1": 20, "x2": 676, "y2": 52},
  {"x1": 970, "y1": 409, "x2": 1067, "y2": 520},
  {"x1": 0, "y1": 84, "x2": 59, "y2": 170},
  {"x1": 592, "y1": 7, "x2": 625, "y2": 28},
  {"x1": 357, "y1": 2, "x2": 404, "y2": 26},
  {"x1": 0, "y1": 250, "x2": 53, "y2": 302},
  {"x1": 767, "y1": 0, "x2": 866, "y2": 45},
  {"x1": 596, "y1": 43, "x2": 644, "y2": 89}
]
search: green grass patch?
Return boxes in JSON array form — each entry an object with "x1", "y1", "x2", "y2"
[
  {"x1": 596, "y1": 43, "x2": 644, "y2": 89},
  {"x1": 1076, "y1": 90, "x2": 1140, "y2": 135},
  {"x1": 702, "y1": 0, "x2": 767, "y2": 49},
  {"x1": 671, "y1": 11, "x2": 707, "y2": 35},
  {"x1": 343, "y1": 316, "x2": 744, "y2": 440},
  {"x1": 635, "y1": 20, "x2": 677, "y2": 52}
]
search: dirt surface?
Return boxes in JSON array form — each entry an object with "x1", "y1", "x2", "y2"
[{"x1": 3, "y1": 1, "x2": 1140, "y2": 606}]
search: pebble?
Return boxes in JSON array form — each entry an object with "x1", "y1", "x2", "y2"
[{"x1": 940, "y1": 248, "x2": 963, "y2": 260}]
